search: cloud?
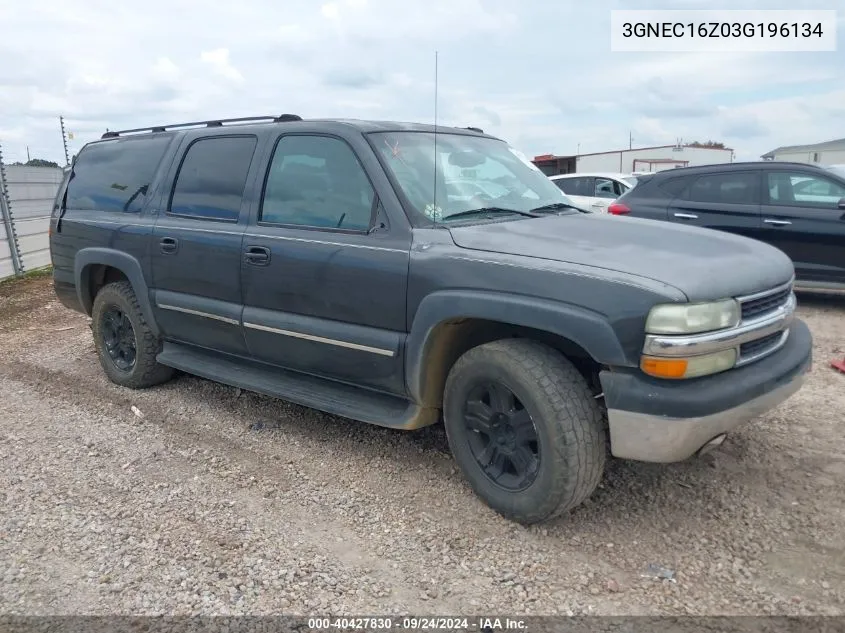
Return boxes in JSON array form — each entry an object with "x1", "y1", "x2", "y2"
[
  {"x1": 720, "y1": 113, "x2": 769, "y2": 140},
  {"x1": 323, "y1": 68, "x2": 384, "y2": 89},
  {"x1": 633, "y1": 77, "x2": 716, "y2": 119},
  {"x1": 152, "y1": 57, "x2": 180, "y2": 81},
  {"x1": 0, "y1": 0, "x2": 842, "y2": 166},
  {"x1": 321, "y1": 2, "x2": 340, "y2": 20},
  {"x1": 472, "y1": 105, "x2": 502, "y2": 127},
  {"x1": 200, "y1": 48, "x2": 243, "y2": 82}
]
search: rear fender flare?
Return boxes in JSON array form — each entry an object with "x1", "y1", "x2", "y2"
[{"x1": 74, "y1": 248, "x2": 159, "y2": 336}]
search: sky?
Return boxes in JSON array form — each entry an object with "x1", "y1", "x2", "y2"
[{"x1": 0, "y1": 0, "x2": 843, "y2": 165}]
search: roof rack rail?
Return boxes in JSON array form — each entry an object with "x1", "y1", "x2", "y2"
[
  {"x1": 101, "y1": 114, "x2": 303, "y2": 139},
  {"x1": 464, "y1": 126, "x2": 484, "y2": 133}
]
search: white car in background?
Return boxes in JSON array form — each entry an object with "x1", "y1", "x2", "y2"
[
  {"x1": 824, "y1": 164, "x2": 845, "y2": 179},
  {"x1": 549, "y1": 172, "x2": 638, "y2": 213}
]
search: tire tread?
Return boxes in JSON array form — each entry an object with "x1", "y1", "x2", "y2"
[
  {"x1": 444, "y1": 338, "x2": 606, "y2": 524},
  {"x1": 92, "y1": 281, "x2": 174, "y2": 389}
]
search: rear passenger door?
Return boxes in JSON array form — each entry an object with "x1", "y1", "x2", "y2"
[
  {"x1": 667, "y1": 170, "x2": 763, "y2": 240},
  {"x1": 761, "y1": 169, "x2": 845, "y2": 284},
  {"x1": 150, "y1": 134, "x2": 262, "y2": 356},
  {"x1": 240, "y1": 133, "x2": 410, "y2": 395}
]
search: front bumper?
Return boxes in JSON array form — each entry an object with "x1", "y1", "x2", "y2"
[{"x1": 600, "y1": 318, "x2": 812, "y2": 463}]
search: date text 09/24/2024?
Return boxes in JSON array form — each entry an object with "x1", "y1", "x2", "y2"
[{"x1": 307, "y1": 617, "x2": 527, "y2": 631}]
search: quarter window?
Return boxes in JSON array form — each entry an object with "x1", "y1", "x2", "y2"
[
  {"x1": 66, "y1": 136, "x2": 171, "y2": 213},
  {"x1": 767, "y1": 172, "x2": 845, "y2": 207},
  {"x1": 169, "y1": 136, "x2": 258, "y2": 221},
  {"x1": 261, "y1": 135, "x2": 375, "y2": 231},
  {"x1": 687, "y1": 172, "x2": 758, "y2": 205}
]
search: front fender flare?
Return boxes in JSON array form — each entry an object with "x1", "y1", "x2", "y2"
[
  {"x1": 405, "y1": 290, "x2": 629, "y2": 404},
  {"x1": 74, "y1": 248, "x2": 159, "y2": 336}
]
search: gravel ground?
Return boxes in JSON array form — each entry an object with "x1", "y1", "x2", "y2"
[{"x1": 1, "y1": 275, "x2": 843, "y2": 616}]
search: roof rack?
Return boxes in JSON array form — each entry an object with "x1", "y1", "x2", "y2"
[{"x1": 101, "y1": 114, "x2": 303, "y2": 139}]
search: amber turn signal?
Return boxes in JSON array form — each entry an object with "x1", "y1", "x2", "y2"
[{"x1": 640, "y1": 356, "x2": 689, "y2": 379}]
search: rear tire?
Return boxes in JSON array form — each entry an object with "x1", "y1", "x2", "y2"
[
  {"x1": 443, "y1": 339, "x2": 606, "y2": 524},
  {"x1": 91, "y1": 281, "x2": 174, "y2": 389}
]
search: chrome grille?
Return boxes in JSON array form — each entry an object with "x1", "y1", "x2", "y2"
[
  {"x1": 733, "y1": 279, "x2": 796, "y2": 367},
  {"x1": 739, "y1": 330, "x2": 788, "y2": 364},
  {"x1": 739, "y1": 281, "x2": 793, "y2": 321}
]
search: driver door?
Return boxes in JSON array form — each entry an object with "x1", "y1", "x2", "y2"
[{"x1": 240, "y1": 132, "x2": 411, "y2": 395}]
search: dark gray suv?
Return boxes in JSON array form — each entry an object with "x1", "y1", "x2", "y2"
[
  {"x1": 49, "y1": 115, "x2": 812, "y2": 524},
  {"x1": 608, "y1": 161, "x2": 845, "y2": 290}
]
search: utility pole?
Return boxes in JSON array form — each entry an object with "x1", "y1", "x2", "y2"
[
  {"x1": 629, "y1": 131, "x2": 633, "y2": 150},
  {"x1": 59, "y1": 116, "x2": 70, "y2": 166},
  {"x1": 26, "y1": 146, "x2": 30, "y2": 162}
]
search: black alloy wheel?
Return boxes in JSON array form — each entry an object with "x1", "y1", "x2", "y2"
[
  {"x1": 100, "y1": 305, "x2": 137, "y2": 371},
  {"x1": 463, "y1": 381, "x2": 541, "y2": 492}
]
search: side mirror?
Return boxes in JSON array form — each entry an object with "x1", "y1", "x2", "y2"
[{"x1": 838, "y1": 198, "x2": 845, "y2": 210}]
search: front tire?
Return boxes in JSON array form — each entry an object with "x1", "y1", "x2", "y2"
[
  {"x1": 91, "y1": 281, "x2": 174, "y2": 389},
  {"x1": 443, "y1": 339, "x2": 606, "y2": 524}
]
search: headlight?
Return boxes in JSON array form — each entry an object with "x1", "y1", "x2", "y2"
[
  {"x1": 641, "y1": 349, "x2": 738, "y2": 379},
  {"x1": 645, "y1": 299, "x2": 740, "y2": 335}
]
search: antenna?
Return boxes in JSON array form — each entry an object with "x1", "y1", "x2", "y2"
[{"x1": 433, "y1": 50, "x2": 439, "y2": 225}]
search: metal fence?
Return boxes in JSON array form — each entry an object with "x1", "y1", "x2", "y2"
[{"x1": 0, "y1": 164, "x2": 64, "y2": 280}]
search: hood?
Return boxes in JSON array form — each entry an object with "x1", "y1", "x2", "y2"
[{"x1": 447, "y1": 214, "x2": 794, "y2": 302}]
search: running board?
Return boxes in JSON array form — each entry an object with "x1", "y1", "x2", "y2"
[{"x1": 156, "y1": 342, "x2": 438, "y2": 430}]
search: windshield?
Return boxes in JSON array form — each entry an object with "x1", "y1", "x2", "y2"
[
  {"x1": 370, "y1": 131, "x2": 581, "y2": 223},
  {"x1": 621, "y1": 176, "x2": 638, "y2": 187}
]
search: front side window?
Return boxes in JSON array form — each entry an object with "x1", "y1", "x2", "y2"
[
  {"x1": 687, "y1": 172, "x2": 757, "y2": 205},
  {"x1": 371, "y1": 131, "x2": 580, "y2": 223},
  {"x1": 767, "y1": 172, "x2": 845, "y2": 207},
  {"x1": 261, "y1": 135, "x2": 375, "y2": 231},
  {"x1": 66, "y1": 136, "x2": 171, "y2": 213},
  {"x1": 169, "y1": 136, "x2": 257, "y2": 221}
]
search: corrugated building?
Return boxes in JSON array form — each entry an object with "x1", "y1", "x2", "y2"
[{"x1": 534, "y1": 144, "x2": 734, "y2": 176}]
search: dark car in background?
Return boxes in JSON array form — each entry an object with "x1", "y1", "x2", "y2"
[{"x1": 608, "y1": 162, "x2": 845, "y2": 291}]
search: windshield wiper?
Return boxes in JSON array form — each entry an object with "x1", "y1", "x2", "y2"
[
  {"x1": 528, "y1": 202, "x2": 590, "y2": 214},
  {"x1": 442, "y1": 207, "x2": 540, "y2": 221}
]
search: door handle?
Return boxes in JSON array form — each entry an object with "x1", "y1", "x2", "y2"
[
  {"x1": 674, "y1": 212, "x2": 698, "y2": 219},
  {"x1": 764, "y1": 219, "x2": 792, "y2": 226},
  {"x1": 244, "y1": 246, "x2": 271, "y2": 266},
  {"x1": 160, "y1": 237, "x2": 179, "y2": 253}
]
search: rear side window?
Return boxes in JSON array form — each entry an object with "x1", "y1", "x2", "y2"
[
  {"x1": 554, "y1": 177, "x2": 591, "y2": 196},
  {"x1": 169, "y1": 136, "x2": 258, "y2": 222},
  {"x1": 686, "y1": 172, "x2": 758, "y2": 205},
  {"x1": 65, "y1": 136, "x2": 171, "y2": 213},
  {"x1": 656, "y1": 176, "x2": 690, "y2": 197}
]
